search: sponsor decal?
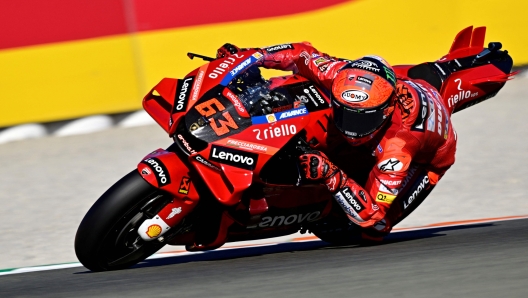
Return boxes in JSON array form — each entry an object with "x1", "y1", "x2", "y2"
[
  {"x1": 358, "y1": 190, "x2": 368, "y2": 203},
  {"x1": 378, "y1": 183, "x2": 396, "y2": 194},
  {"x1": 247, "y1": 211, "x2": 320, "y2": 229},
  {"x1": 400, "y1": 165, "x2": 418, "y2": 190},
  {"x1": 225, "y1": 139, "x2": 268, "y2": 153},
  {"x1": 380, "y1": 179, "x2": 401, "y2": 186},
  {"x1": 334, "y1": 191, "x2": 363, "y2": 222},
  {"x1": 166, "y1": 207, "x2": 182, "y2": 220},
  {"x1": 177, "y1": 134, "x2": 197, "y2": 155},
  {"x1": 251, "y1": 108, "x2": 307, "y2": 124},
  {"x1": 341, "y1": 89, "x2": 369, "y2": 103},
  {"x1": 341, "y1": 187, "x2": 365, "y2": 212},
  {"x1": 195, "y1": 98, "x2": 239, "y2": 136},
  {"x1": 293, "y1": 100, "x2": 302, "y2": 108},
  {"x1": 174, "y1": 77, "x2": 194, "y2": 113},
  {"x1": 278, "y1": 107, "x2": 308, "y2": 120},
  {"x1": 209, "y1": 145, "x2": 259, "y2": 170},
  {"x1": 313, "y1": 57, "x2": 328, "y2": 66},
  {"x1": 229, "y1": 57, "x2": 252, "y2": 76},
  {"x1": 447, "y1": 78, "x2": 479, "y2": 107},
  {"x1": 189, "y1": 67, "x2": 206, "y2": 105},
  {"x1": 208, "y1": 53, "x2": 245, "y2": 79},
  {"x1": 300, "y1": 51, "x2": 311, "y2": 65},
  {"x1": 264, "y1": 43, "x2": 294, "y2": 54},
  {"x1": 406, "y1": 81, "x2": 428, "y2": 132},
  {"x1": 142, "y1": 158, "x2": 171, "y2": 186},
  {"x1": 266, "y1": 114, "x2": 277, "y2": 123},
  {"x1": 194, "y1": 155, "x2": 221, "y2": 171},
  {"x1": 318, "y1": 64, "x2": 329, "y2": 72},
  {"x1": 350, "y1": 59, "x2": 380, "y2": 72},
  {"x1": 325, "y1": 175, "x2": 339, "y2": 192},
  {"x1": 306, "y1": 85, "x2": 325, "y2": 105},
  {"x1": 253, "y1": 124, "x2": 297, "y2": 140},
  {"x1": 146, "y1": 224, "x2": 162, "y2": 238},
  {"x1": 216, "y1": 53, "x2": 261, "y2": 86},
  {"x1": 403, "y1": 175, "x2": 430, "y2": 209},
  {"x1": 437, "y1": 103, "x2": 444, "y2": 136},
  {"x1": 344, "y1": 74, "x2": 356, "y2": 85},
  {"x1": 178, "y1": 177, "x2": 191, "y2": 194},
  {"x1": 272, "y1": 104, "x2": 293, "y2": 113},
  {"x1": 383, "y1": 66, "x2": 396, "y2": 85},
  {"x1": 376, "y1": 191, "x2": 397, "y2": 204},
  {"x1": 222, "y1": 88, "x2": 249, "y2": 117},
  {"x1": 378, "y1": 158, "x2": 403, "y2": 172},
  {"x1": 377, "y1": 144, "x2": 383, "y2": 153},
  {"x1": 141, "y1": 167, "x2": 151, "y2": 175},
  {"x1": 426, "y1": 98, "x2": 436, "y2": 132},
  {"x1": 356, "y1": 75, "x2": 373, "y2": 85}
]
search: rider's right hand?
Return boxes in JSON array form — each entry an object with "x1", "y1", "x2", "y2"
[
  {"x1": 216, "y1": 43, "x2": 241, "y2": 58},
  {"x1": 299, "y1": 151, "x2": 339, "y2": 181}
]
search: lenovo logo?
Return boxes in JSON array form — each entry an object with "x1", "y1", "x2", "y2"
[
  {"x1": 174, "y1": 77, "x2": 194, "y2": 112},
  {"x1": 143, "y1": 158, "x2": 171, "y2": 186},
  {"x1": 209, "y1": 145, "x2": 258, "y2": 170}
]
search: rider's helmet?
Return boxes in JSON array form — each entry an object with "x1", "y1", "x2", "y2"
[{"x1": 331, "y1": 56, "x2": 397, "y2": 146}]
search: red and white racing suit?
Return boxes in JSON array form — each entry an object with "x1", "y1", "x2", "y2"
[{"x1": 258, "y1": 42, "x2": 457, "y2": 236}]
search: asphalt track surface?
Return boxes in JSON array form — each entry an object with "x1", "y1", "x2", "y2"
[{"x1": 1, "y1": 218, "x2": 527, "y2": 298}]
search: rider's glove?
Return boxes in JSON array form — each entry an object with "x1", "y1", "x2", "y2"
[
  {"x1": 299, "y1": 151, "x2": 339, "y2": 182},
  {"x1": 216, "y1": 43, "x2": 241, "y2": 59}
]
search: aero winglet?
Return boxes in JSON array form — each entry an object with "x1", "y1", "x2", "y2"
[{"x1": 439, "y1": 26, "x2": 487, "y2": 61}]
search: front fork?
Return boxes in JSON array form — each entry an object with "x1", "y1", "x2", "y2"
[{"x1": 136, "y1": 149, "x2": 199, "y2": 241}]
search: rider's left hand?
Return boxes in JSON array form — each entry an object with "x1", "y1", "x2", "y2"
[{"x1": 216, "y1": 43, "x2": 241, "y2": 58}]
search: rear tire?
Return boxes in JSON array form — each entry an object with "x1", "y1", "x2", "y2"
[{"x1": 75, "y1": 170, "x2": 168, "y2": 271}]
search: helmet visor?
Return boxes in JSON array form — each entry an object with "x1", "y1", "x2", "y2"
[{"x1": 332, "y1": 100, "x2": 389, "y2": 138}]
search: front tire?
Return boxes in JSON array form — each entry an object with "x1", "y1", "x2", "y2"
[{"x1": 75, "y1": 170, "x2": 169, "y2": 271}]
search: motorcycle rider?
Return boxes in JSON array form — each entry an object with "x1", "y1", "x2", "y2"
[{"x1": 217, "y1": 42, "x2": 457, "y2": 240}]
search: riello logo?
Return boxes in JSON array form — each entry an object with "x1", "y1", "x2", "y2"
[
  {"x1": 208, "y1": 53, "x2": 244, "y2": 79},
  {"x1": 253, "y1": 124, "x2": 297, "y2": 140}
]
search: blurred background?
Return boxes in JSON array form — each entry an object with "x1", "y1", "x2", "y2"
[
  {"x1": 0, "y1": 0, "x2": 527, "y2": 270},
  {"x1": 1, "y1": 0, "x2": 527, "y2": 129}
]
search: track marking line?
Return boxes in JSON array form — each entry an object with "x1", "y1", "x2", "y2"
[{"x1": 1, "y1": 214, "x2": 527, "y2": 276}]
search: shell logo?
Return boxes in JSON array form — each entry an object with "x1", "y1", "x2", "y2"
[
  {"x1": 146, "y1": 224, "x2": 162, "y2": 238},
  {"x1": 266, "y1": 114, "x2": 277, "y2": 123}
]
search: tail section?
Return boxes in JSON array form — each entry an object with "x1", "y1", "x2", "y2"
[{"x1": 436, "y1": 26, "x2": 516, "y2": 115}]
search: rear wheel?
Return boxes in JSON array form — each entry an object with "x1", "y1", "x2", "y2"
[{"x1": 75, "y1": 170, "x2": 171, "y2": 271}]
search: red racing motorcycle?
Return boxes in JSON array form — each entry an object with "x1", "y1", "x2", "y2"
[{"x1": 75, "y1": 26, "x2": 514, "y2": 271}]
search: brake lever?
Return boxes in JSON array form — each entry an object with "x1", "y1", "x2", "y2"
[{"x1": 187, "y1": 52, "x2": 215, "y2": 62}]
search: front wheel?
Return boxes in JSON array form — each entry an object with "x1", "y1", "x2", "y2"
[{"x1": 75, "y1": 170, "x2": 171, "y2": 271}]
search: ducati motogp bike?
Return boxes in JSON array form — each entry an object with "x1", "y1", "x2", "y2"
[{"x1": 75, "y1": 26, "x2": 514, "y2": 271}]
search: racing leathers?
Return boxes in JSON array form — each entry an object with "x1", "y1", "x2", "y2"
[{"x1": 254, "y1": 42, "x2": 457, "y2": 236}]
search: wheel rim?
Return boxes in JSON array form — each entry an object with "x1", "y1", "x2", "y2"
[{"x1": 100, "y1": 193, "x2": 170, "y2": 268}]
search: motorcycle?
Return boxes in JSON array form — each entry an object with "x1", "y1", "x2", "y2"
[{"x1": 75, "y1": 26, "x2": 515, "y2": 271}]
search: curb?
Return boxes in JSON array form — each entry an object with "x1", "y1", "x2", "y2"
[{"x1": 0, "y1": 110, "x2": 156, "y2": 145}]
